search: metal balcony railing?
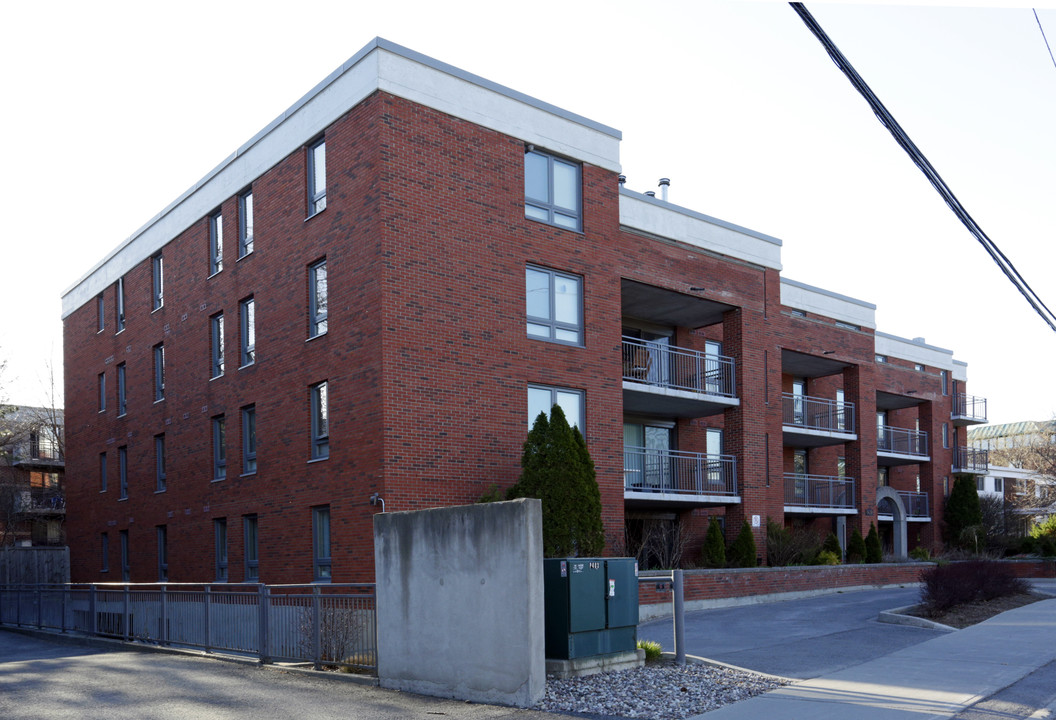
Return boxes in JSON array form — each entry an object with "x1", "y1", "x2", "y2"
[
  {"x1": 623, "y1": 446, "x2": 737, "y2": 496},
  {"x1": 953, "y1": 394, "x2": 987, "y2": 423},
  {"x1": 782, "y1": 393, "x2": 856, "y2": 433},
  {"x1": 898, "y1": 491, "x2": 930, "y2": 519},
  {"x1": 783, "y1": 474, "x2": 856, "y2": 509},
  {"x1": 621, "y1": 337, "x2": 736, "y2": 399},
  {"x1": 954, "y1": 446, "x2": 989, "y2": 474},
  {"x1": 877, "y1": 427, "x2": 929, "y2": 457},
  {"x1": 14, "y1": 489, "x2": 66, "y2": 513}
]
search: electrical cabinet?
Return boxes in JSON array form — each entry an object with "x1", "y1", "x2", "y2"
[{"x1": 543, "y1": 557, "x2": 638, "y2": 660}]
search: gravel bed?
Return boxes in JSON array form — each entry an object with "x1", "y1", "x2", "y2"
[{"x1": 535, "y1": 661, "x2": 790, "y2": 719}]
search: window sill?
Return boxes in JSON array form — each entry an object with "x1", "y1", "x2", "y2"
[
  {"x1": 154, "y1": 398, "x2": 165, "y2": 405},
  {"x1": 117, "y1": 412, "x2": 127, "y2": 419},
  {"x1": 154, "y1": 489, "x2": 166, "y2": 494},
  {"x1": 210, "y1": 374, "x2": 225, "y2": 382},
  {"x1": 118, "y1": 497, "x2": 127, "y2": 502},
  {"x1": 524, "y1": 214, "x2": 583, "y2": 235},
  {"x1": 527, "y1": 334, "x2": 584, "y2": 348},
  {"x1": 307, "y1": 456, "x2": 329, "y2": 465},
  {"x1": 306, "y1": 331, "x2": 328, "y2": 343},
  {"x1": 239, "y1": 361, "x2": 255, "y2": 371},
  {"x1": 240, "y1": 471, "x2": 257, "y2": 478},
  {"x1": 208, "y1": 270, "x2": 223, "y2": 280},
  {"x1": 151, "y1": 305, "x2": 163, "y2": 314},
  {"x1": 115, "y1": 328, "x2": 125, "y2": 336},
  {"x1": 237, "y1": 249, "x2": 253, "y2": 262},
  {"x1": 305, "y1": 207, "x2": 327, "y2": 223},
  {"x1": 211, "y1": 477, "x2": 226, "y2": 484}
]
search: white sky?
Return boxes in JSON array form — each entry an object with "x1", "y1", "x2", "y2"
[{"x1": 1, "y1": 0, "x2": 1055, "y2": 426}]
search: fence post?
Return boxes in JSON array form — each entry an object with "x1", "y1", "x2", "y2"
[
  {"x1": 61, "y1": 585, "x2": 67, "y2": 633},
  {"x1": 673, "y1": 569, "x2": 686, "y2": 666},
  {"x1": 160, "y1": 585, "x2": 168, "y2": 645},
  {"x1": 257, "y1": 584, "x2": 269, "y2": 664},
  {"x1": 90, "y1": 584, "x2": 98, "y2": 635},
  {"x1": 312, "y1": 585, "x2": 322, "y2": 671},
  {"x1": 36, "y1": 584, "x2": 43, "y2": 629},
  {"x1": 204, "y1": 586, "x2": 212, "y2": 653},
  {"x1": 122, "y1": 584, "x2": 130, "y2": 641}
]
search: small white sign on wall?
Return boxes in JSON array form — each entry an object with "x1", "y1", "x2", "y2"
[{"x1": 751, "y1": 515, "x2": 761, "y2": 528}]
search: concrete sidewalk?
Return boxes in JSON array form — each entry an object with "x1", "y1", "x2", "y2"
[{"x1": 697, "y1": 597, "x2": 1056, "y2": 719}]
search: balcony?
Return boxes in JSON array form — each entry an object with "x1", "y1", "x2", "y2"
[
  {"x1": 623, "y1": 446, "x2": 739, "y2": 508},
  {"x1": 622, "y1": 337, "x2": 739, "y2": 418},
  {"x1": 953, "y1": 446, "x2": 989, "y2": 475},
  {"x1": 952, "y1": 394, "x2": 987, "y2": 426},
  {"x1": 878, "y1": 491, "x2": 930, "y2": 521},
  {"x1": 782, "y1": 393, "x2": 857, "y2": 448},
  {"x1": 14, "y1": 488, "x2": 66, "y2": 515},
  {"x1": 783, "y1": 474, "x2": 856, "y2": 514},
  {"x1": 877, "y1": 427, "x2": 930, "y2": 466}
]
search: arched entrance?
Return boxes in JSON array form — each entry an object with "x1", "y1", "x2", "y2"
[{"x1": 876, "y1": 486, "x2": 907, "y2": 559}]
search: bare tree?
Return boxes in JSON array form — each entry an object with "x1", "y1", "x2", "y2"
[{"x1": 987, "y1": 422, "x2": 1056, "y2": 536}]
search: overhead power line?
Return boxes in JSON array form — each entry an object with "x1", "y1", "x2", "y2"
[
  {"x1": 1035, "y1": 9, "x2": 1056, "y2": 72},
  {"x1": 789, "y1": 2, "x2": 1056, "y2": 334}
]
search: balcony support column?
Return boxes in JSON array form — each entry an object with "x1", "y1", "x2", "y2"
[
  {"x1": 843, "y1": 364, "x2": 876, "y2": 538},
  {"x1": 918, "y1": 401, "x2": 939, "y2": 552}
]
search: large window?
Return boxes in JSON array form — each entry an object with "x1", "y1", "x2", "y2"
[
  {"x1": 239, "y1": 189, "x2": 254, "y2": 258},
  {"x1": 100, "y1": 451, "x2": 107, "y2": 492},
  {"x1": 524, "y1": 148, "x2": 580, "y2": 230},
  {"x1": 310, "y1": 381, "x2": 329, "y2": 460},
  {"x1": 309, "y1": 259, "x2": 328, "y2": 337},
  {"x1": 157, "y1": 525, "x2": 168, "y2": 582},
  {"x1": 154, "y1": 343, "x2": 165, "y2": 401},
  {"x1": 215, "y1": 518, "x2": 228, "y2": 582},
  {"x1": 527, "y1": 385, "x2": 584, "y2": 431},
  {"x1": 97, "y1": 294, "x2": 105, "y2": 332},
  {"x1": 312, "y1": 506, "x2": 331, "y2": 581},
  {"x1": 118, "y1": 446, "x2": 128, "y2": 499},
  {"x1": 116, "y1": 363, "x2": 127, "y2": 416},
  {"x1": 941, "y1": 370, "x2": 949, "y2": 396},
  {"x1": 242, "y1": 405, "x2": 257, "y2": 474},
  {"x1": 98, "y1": 372, "x2": 106, "y2": 412},
  {"x1": 525, "y1": 265, "x2": 582, "y2": 344},
  {"x1": 155, "y1": 434, "x2": 166, "y2": 492},
  {"x1": 243, "y1": 515, "x2": 259, "y2": 581},
  {"x1": 152, "y1": 253, "x2": 164, "y2": 310},
  {"x1": 116, "y1": 277, "x2": 126, "y2": 332},
  {"x1": 211, "y1": 313, "x2": 225, "y2": 378},
  {"x1": 240, "y1": 297, "x2": 255, "y2": 367},
  {"x1": 209, "y1": 211, "x2": 224, "y2": 275},
  {"x1": 307, "y1": 137, "x2": 327, "y2": 216},
  {"x1": 213, "y1": 415, "x2": 226, "y2": 481},
  {"x1": 120, "y1": 530, "x2": 130, "y2": 581}
]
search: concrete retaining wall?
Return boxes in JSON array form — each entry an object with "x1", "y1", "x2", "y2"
[{"x1": 373, "y1": 498, "x2": 544, "y2": 707}]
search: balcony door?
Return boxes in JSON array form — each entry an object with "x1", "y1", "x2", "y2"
[
  {"x1": 792, "y1": 378, "x2": 806, "y2": 425},
  {"x1": 623, "y1": 326, "x2": 671, "y2": 387},
  {"x1": 624, "y1": 422, "x2": 673, "y2": 491}
]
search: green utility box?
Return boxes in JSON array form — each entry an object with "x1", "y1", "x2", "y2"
[{"x1": 543, "y1": 557, "x2": 639, "y2": 660}]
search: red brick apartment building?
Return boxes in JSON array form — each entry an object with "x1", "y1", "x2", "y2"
[{"x1": 61, "y1": 38, "x2": 988, "y2": 584}]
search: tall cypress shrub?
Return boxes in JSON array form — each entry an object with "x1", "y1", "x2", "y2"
[
  {"x1": 701, "y1": 517, "x2": 727, "y2": 568},
  {"x1": 865, "y1": 522, "x2": 883, "y2": 563},
  {"x1": 847, "y1": 528, "x2": 867, "y2": 564},
  {"x1": 945, "y1": 475, "x2": 984, "y2": 550},
  {"x1": 729, "y1": 520, "x2": 758, "y2": 568}
]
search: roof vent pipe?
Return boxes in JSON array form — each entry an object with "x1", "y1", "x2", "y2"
[
  {"x1": 658, "y1": 178, "x2": 670, "y2": 201},
  {"x1": 618, "y1": 174, "x2": 626, "y2": 188},
  {"x1": 645, "y1": 191, "x2": 656, "y2": 198}
]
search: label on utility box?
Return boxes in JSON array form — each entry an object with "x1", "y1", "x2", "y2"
[
  {"x1": 609, "y1": 579, "x2": 615, "y2": 597},
  {"x1": 560, "y1": 560, "x2": 567, "y2": 577}
]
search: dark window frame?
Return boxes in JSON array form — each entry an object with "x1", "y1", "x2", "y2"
[
  {"x1": 310, "y1": 381, "x2": 329, "y2": 460},
  {"x1": 211, "y1": 312, "x2": 225, "y2": 378},
  {"x1": 308, "y1": 259, "x2": 328, "y2": 338},
  {"x1": 242, "y1": 405, "x2": 257, "y2": 475},
  {"x1": 157, "y1": 525, "x2": 168, "y2": 582},
  {"x1": 312, "y1": 505, "x2": 331, "y2": 582},
  {"x1": 209, "y1": 211, "x2": 224, "y2": 276},
  {"x1": 307, "y1": 137, "x2": 327, "y2": 216},
  {"x1": 115, "y1": 277, "x2": 126, "y2": 333},
  {"x1": 155, "y1": 434, "x2": 166, "y2": 492},
  {"x1": 243, "y1": 515, "x2": 259, "y2": 582},
  {"x1": 238, "y1": 189, "x2": 254, "y2": 258},
  {"x1": 240, "y1": 297, "x2": 255, "y2": 367},
  {"x1": 152, "y1": 253, "x2": 164, "y2": 310},
  {"x1": 215, "y1": 518, "x2": 228, "y2": 582},
  {"x1": 212, "y1": 415, "x2": 227, "y2": 481},
  {"x1": 116, "y1": 363, "x2": 127, "y2": 416},
  {"x1": 154, "y1": 343, "x2": 165, "y2": 402},
  {"x1": 118, "y1": 446, "x2": 128, "y2": 499},
  {"x1": 525, "y1": 265, "x2": 583, "y2": 345},
  {"x1": 524, "y1": 148, "x2": 581, "y2": 231}
]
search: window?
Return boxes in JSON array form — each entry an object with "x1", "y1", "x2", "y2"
[
  {"x1": 312, "y1": 506, "x2": 331, "y2": 581},
  {"x1": 101, "y1": 533, "x2": 109, "y2": 572},
  {"x1": 878, "y1": 467, "x2": 889, "y2": 487},
  {"x1": 915, "y1": 363, "x2": 925, "y2": 372},
  {"x1": 97, "y1": 294, "x2": 105, "y2": 332},
  {"x1": 789, "y1": 309, "x2": 807, "y2": 318},
  {"x1": 310, "y1": 381, "x2": 329, "y2": 460},
  {"x1": 209, "y1": 211, "x2": 224, "y2": 275},
  {"x1": 977, "y1": 477, "x2": 985, "y2": 492},
  {"x1": 242, "y1": 405, "x2": 257, "y2": 474},
  {"x1": 943, "y1": 476, "x2": 949, "y2": 496},
  {"x1": 240, "y1": 297, "x2": 255, "y2": 366},
  {"x1": 213, "y1": 415, "x2": 226, "y2": 480},
  {"x1": 120, "y1": 529, "x2": 130, "y2": 581},
  {"x1": 116, "y1": 277, "x2": 126, "y2": 332},
  {"x1": 239, "y1": 189, "x2": 254, "y2": 258},
  {"x1": 875, "y1": 354, "x2": 888, "y2": 364},
  {"x1": 835, "y1": 389, "x2": 847, "y2": 431},
  {"x1": 307, "y1": 137, "x2": 327, "y2": 215},
  {"x1": 211, "y1": 313, "x2": 225, "y2": 378},
  {"x1": 154, "y1": 343, "x2": 165, "y2": 401},
  {"x1": 835, "y1": 321, "x2": 858, "y2": 331},
  {"x1": 157, "y1": 525, "x2": 168, "y2": 581},
  {"x1": 243, "y1": 515, "x2": 259, "y2": 581},
  {"x1": 525, "y1": 266, "x2": 582, "y2": 344},
  {"x1": 837, "y1": 456, "x2": 846, "y2": 477},
  {"x1": 100, "y1": 451, "x2": 107, "y2": 492},
  {"x1": 309, "y1": 259, "x2": 328, "y2": 337},
  {"x1": 118, "y1": 446, "x2": 128, "y2": 499},
  {"x1": 942, "y1": 423, "x2": 950, "y2": 449},
  {"x1": 941, "y1": 370, "x2": 949, "y2": 395},
  {"x1": 116, "y1": 363, "x2": 127, "y2": 416},
  {"x1": 524, "y1": 148, "x2": 580, "y2": 230},
  {"x1": 215, "y1": 519, "x2": 228, "y2": 582},
  {"x1": 152, "y1": 253, "x2": 164, "y2": 310},
  {"x1": 995, "y1": 477, "x2": 1004, "y2": 493},
  {"x1": 155, "y1": 434, "x2": 166, "y2": 492},
  {"x1": 98, "y1": 372, "x2": 106, "y2": 412},
  {"x1": 527, "y1": 385, "x2": 584, "y2": 431}
]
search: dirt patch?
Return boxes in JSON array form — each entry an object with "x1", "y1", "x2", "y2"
[{"x1": 907, "y1": 593, "x2": 1041, "y2": 629}]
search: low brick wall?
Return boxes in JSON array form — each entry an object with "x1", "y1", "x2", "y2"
[{"x1": 638, "y1": 559, "x2": 1056, "y2": 621}]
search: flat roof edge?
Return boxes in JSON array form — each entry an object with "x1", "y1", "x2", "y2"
[
  {"x1": 619, "y1": 188, "x2": 783, "y2": 247},
  {"x1": 780, "y1": 277, "x2": 876, "y2": 310}
]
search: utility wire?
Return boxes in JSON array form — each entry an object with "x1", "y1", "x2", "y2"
[
  {"x1": 789, "y1": 2, "x2": 1056, "y2": 334},
  {"x1": 1035, "y1": 9, "x2": 1056, "y2": 72}
]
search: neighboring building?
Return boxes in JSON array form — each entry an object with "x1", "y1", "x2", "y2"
[
  {"x1": 971, "y1": 422, "x2": 1056, "y2": 536},
  {"x1": 61, "y1": 38, "x2": 988, "y2": 583},
  {"x1": 0, "y1": 406, "x2": 66, "y2": 547},
  {"x1": 969, "y1": 421, "x2": 1056, "y2": 468}
]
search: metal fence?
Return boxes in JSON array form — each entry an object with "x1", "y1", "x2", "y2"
[
  {"x1": 878, "y1": 426, "x2": 929, "y2": 456},
  {"x1": 623, "y1": 446, "x2": 738, "y2": 496},
  {"x1": 954, "y1": 446, "x2": 989, "y2": 474},
  {"x1": 783, "y1": 474, "x2": 856, "y2": 509},
  {"x1": 782, "y1": 393, "x2": 856, "y2": 434},
  {"x1": 621, "y1": 337, "x2": 736, "y2": 398},
  {"x1": 898, "y1": 491, "x2": 930, "y2": 518},
  {"x1": 953, "y1": 394, "x2": 987, "y2": 423},
  {"x1": 0, "y1": 583, "x2": 376, "y2": 672}
]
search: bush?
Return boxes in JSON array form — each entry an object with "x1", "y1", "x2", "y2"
[
  {"x1": 477, "y1": 484, "x2": 504, "y2": 503},
  {"x1": 822, "y1": 532, "x2": 842, "y2": 560},
  {"x1": 701, "y1": 518, "x2": 726, "y2": 568},
  {"x1": 945, "y1": 476, "x2": 983, "y2": 550},
  {"x1": 766, "y1": 520, "x2": 822, "y2": 566},
  {"x1": 909, "y1": 546, "x2": 931, "y2": 561},
  {"x1": 1029, "y1": 515, "x2": 1056, "y2": 542},
  {"x1": 814, "y1": 550, "x2": 839, "y2": 565},
  {"x1": 506, "y1": 406, "x2": 604, "y2": 557},
  {"x1": 847, "y1": 528, "x2": 867, "y2": 564},
  {"x1": 729, "y1": 520, "x2": 758, "y2": 568},
  {"x1": 865, "y1": 523, "x2": 882, "y2": 564},
  {"x1": 637, "y1": 639, "x2": 663, "y2": 661},
  {"x1": 919, "y1": 559, "x2": 1030, "y2": 615}
]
